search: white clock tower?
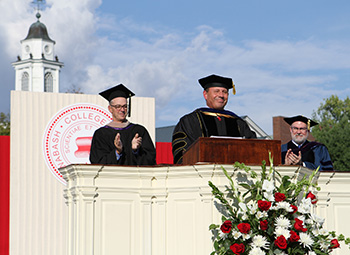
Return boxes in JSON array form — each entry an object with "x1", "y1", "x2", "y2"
[{"x1": 12, "y1": 12, "x2": 63, "y2": 92}]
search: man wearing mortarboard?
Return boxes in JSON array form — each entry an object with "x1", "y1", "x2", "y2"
[
  {"x1": 172, "y1": 74, "x2": 256, "y2": 164},
  {"x1": 282, "y1": 115, "x2": 333, "y2": 171},
  {"x1": 89, "y1": 84, "x2": 156, "y2": 165}
]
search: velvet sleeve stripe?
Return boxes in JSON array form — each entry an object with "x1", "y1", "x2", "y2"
[
  {"x1": 172, "y1": 132, "x2": 187, "y2": 164},
  {"x1": 172, "y1": 131, "x2": 186, "y2": 142},
  {"x1": 172, "y1": 141, "x2": 186, "y2": 154},
  {"x1": 173, "y1": 151, "x2": 184, "y2": 165}
]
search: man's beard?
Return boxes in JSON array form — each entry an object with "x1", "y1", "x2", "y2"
[{"x1": 292, "y1": 132, "x2": 308, "y2": 145}]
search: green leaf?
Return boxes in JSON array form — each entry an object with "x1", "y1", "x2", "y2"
[
  {"x1": 238, "y1": 183, "x2": 251, "y2": 190},
  {"x1": 209, "y1": 224, "x2": 219, "y2": 230}
]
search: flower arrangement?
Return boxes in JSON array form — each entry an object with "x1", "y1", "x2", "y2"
[{"x1": 209, "y1": 156, "x2": 350, "y2": 255}]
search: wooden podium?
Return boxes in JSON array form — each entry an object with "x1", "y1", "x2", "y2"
[{"x1": 182, "y1": 137, "x2": 281, "y2": 165}]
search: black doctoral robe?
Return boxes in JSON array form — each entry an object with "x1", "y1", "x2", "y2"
[
  {"x1": 89, "y1": 123, "x2": 156, "y2": 166},
  {"x1": 172, "y1": 107, "x2": 256, "y2": 164},
  {"x1": 281, "y1": 140, "x2": 333, "y2": 171}
]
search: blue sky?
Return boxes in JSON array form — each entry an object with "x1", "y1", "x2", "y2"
[{"x1": 1, "y1": 0, "x2": 350, "y2": 135}]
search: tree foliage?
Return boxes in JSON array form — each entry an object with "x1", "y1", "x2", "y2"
[
  {"x1": 0, "y1": 112, "x2": 10, "y2": 136},
  {"x1": 65, "y1": 84, "x2": 84, "y2": 94},
  {"x1": 312, "y1": 95, "x2": 350, "y2": 171}
]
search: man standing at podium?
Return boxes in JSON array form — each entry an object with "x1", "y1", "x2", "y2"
[{"x1": 172, "y1": 74, "x2": 256, "y2": 164}]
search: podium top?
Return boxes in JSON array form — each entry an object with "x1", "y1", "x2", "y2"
[{"x1": 182, "y1": 137, "x2": 281, "y2": 165}]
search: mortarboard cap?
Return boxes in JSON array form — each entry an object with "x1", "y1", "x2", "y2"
[
  {"x1": 99, "y1": 84, "x2": 135, "y2": 117},
  {"x1": 99, "y1": 84, "x2": 135, "y2": 102},
  {"x1": 198, "y1": 74, "x2": 236, "y2": 95},
  {"x1": 284, "y1": 115, "x2": 318, "y2": 130}
]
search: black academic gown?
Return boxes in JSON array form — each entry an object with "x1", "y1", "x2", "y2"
[
  {"x1": 172, "y1": 107, "x2": 256, "y2": 164},
  {"x1": 89, "y1": 123, "x2": 156, "y2": 166},
  {"x1": 281, "y1": 140, "x2": 333, "y2": 171}
]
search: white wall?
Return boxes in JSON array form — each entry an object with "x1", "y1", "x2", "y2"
[
  {"x1": 61, "y1": 164, "x2": 350, "y2": 255},
  {"x1": 10, "y1": 90, "x2": 155, "y2": 255}
]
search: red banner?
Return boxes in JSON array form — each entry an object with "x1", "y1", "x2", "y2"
[
  {"x1": 0, "y1": 136, "x2": 10, "y2": 255},
  {"x1": 156, "y1": 142, "x2": 173, "y2": 165}
]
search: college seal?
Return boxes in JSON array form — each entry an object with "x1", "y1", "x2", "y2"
[{"x1": 43, "y1": 103, "x2": 112, "y2": 184}]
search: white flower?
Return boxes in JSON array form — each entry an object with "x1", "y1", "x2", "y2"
[
  {"x1": 247, "y1": 201, "x2": 258, "y2": 214},
  {"x1": 252, "y1": 235, "x2": 269, "y2": 249},
  {"x1": 307, "y1": 252, "x2": 316, "y2": 255},
  {"x1": 262, "y1": 180, "x2": 275, "y2": 192},
  {"x1": 248, "y1": 247, "x2": 266, "y2": 255},
  {"x1": 298, "y1": 198, "x2": 312, "y2": 214},
  {"x1": 311, "y1": 213, "x2": 325, "y2": 226},
  {"x1": 319, "y1": 240, "x2": 329, "y2": 251},
  {"x1": 274, "y1": 226, "x2": 290, "y2": 239},
  {"x1": 238, "y1": 212, "x2": 248, "y2": 220},
  {"x1": 239, "y1": 202, "x2": 247, "y2": 213},
  {"x1": 312, "y1": 227, "x2": 329, "y2": 236},
  {"x1": 256, "y1": 211, "x2": 268, "y2": 219},
  {"x1": 218, "y1": 230, "x2": 228, "y2": 239},
  {"x1": 299, "y1": 232, "x2": 314, "y2": 248},
  {"x1": 311, "y1": 228, "x2": 320, "y2": 236},
  {"x1": 237, "y1": 209, "x2": 248, "y2": 220},
  {"x1": 274, "y1": 201, "x2": 293, "y2": 212},
  {"x1": 231, "y1": 230, "x2": 242, "y2": 239},
  {"x1": 242, "y1": 233, "x2": 251, "y2": 240},
  {"x1": 238, "y1": 203, "x2": 249, "y2": 220},
  {"x1": 263, "y1": 191, "x2": 274, "y2": 201},
  {"x1": 319, "y1": 228, "x2": 329, "y2": 235},
  {"x1": 275, "y1": 216, "x2": 291, "y2": 229},
  {"x1": 305, "y1": 218, "x2": 313, "y2": 224}
]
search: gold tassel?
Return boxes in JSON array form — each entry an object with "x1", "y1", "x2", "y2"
[
  {"x1": 307, "y1": 120, "x2": 310, "y2": 131},
  {"x1": 232, "y1": 81, "x2": 236, "y2": 95}
]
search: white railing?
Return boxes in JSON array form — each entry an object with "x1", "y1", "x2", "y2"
[{"x1": 60, "y1": 164, "x2": 350, "y2": 255}]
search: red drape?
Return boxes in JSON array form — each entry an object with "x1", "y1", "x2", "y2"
[
  {"x1": 0, "y1": 136, "x2": 10, "y2": 255},
  {"x1": 156, "y1": 142, "x2": 173, "y2": 165}
]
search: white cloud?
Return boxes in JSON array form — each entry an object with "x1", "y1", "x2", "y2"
[{"x1": 1, "y1": 0, "x2": 349, "y2": 135}]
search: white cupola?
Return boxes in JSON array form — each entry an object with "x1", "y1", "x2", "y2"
[{"x1": 12, "y1": 12, "x2": 63, "y2": 92}]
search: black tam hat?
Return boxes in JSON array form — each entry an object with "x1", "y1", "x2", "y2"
[
  {"x1": 284, "y1": 115, "x2": 318, "y2": 130},
  {"x1": 99, "y1": 84, "x2": 135, "y2": 117},
  {"x1": 198, "y1": 74, "x2": 236, "y2": 94},
  {"x1": 99, "y1": 84, "x2": 135, "y2": 101}
]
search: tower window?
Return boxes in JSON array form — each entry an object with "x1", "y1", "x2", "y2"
[
  {"x1": 44, "y1": 72, "x2": 53, "y2": 92},
  {"x1": 21, "y1": 72, "x2": 29, "y2": 91}
]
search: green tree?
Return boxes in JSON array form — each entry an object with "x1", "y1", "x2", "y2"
[
  {"x1": 0, "y1": 112, "x2": 10, "y2": 136},
  {"x1": 312, "y1": 95, "x2": 350, "y2": 171}
]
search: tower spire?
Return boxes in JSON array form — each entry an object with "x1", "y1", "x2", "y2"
[
  {"x1": 12, "y1": 0, "x2": 64, "y2": 93},
  {"x1": 32, "y1": 0, "x2": 45, "y2": 20}
]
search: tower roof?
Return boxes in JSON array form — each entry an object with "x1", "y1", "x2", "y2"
[{"x1": 23, "y1": 13, "x2": 55, "y2": 43}]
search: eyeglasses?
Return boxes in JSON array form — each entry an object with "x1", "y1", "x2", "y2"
[
  {"x1": 110, "y1": 104, "x2": 128, "y2": 110},
  {"x1": 291, "y1": 126, "x2": 308, "y2": 132}
]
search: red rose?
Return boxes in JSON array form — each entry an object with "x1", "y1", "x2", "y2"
[
  {"x1": 306, "y1": 192, "x2": 317, "y2": 204},
  {"x1": 289, "y1": 230, "x2": 300, "y2": 242},
  {"x1": 220, "y1": 220, "x2": 232, "y2": 233},
  {"x1": 230, "y1": 243, "x2": 245, "y2": 255},
  {"x1": 330, "y1": 239, "x2": 340, "y2": 249},
  {"x1": 290, "y1": 205, "x2": 298, "y2": 214},
  {"x1": 294, "y1": 218, "x2": 307, "y2": 232},
  {"x1": 260, "y1": 220, "x2": 268, "y2": 231},
  {"x1": 258, "y1": 200, "x2": 272, "y2": 211},
  {"x1": 237, "y1": 223, "x2": 251, "y2": 234},
  {"x1": 274, "y1": 192, "x2": 286, "y2": 202},
  {"x1": 274, "y1": 235, "x2": 288, "y2": 250}
]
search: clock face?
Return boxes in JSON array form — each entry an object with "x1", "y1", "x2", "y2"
[
  {"x1": 25, "y1": 45, "x2": 30, "y2": 53},
  {"x1": 44, "y1": 45, "x2": 51, "y2": 54}
]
